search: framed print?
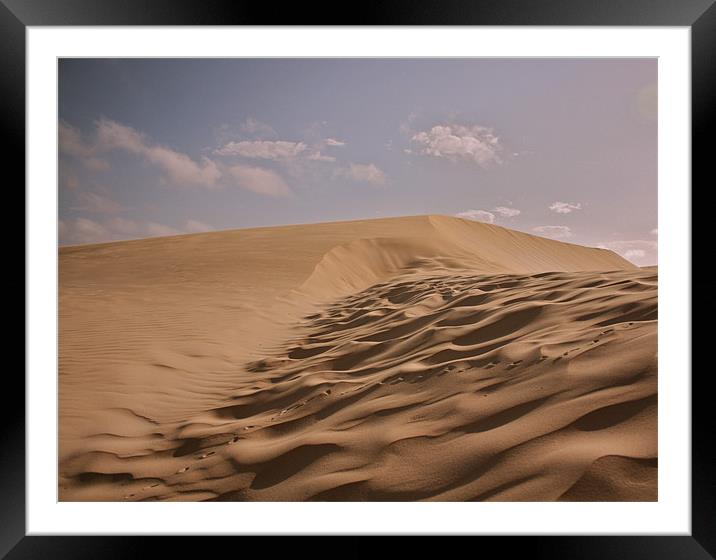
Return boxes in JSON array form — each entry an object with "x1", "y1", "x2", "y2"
[{"x1": 6, "y1": 0, "x2": 711, "y2": 557}]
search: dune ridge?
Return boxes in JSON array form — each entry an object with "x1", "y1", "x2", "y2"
[{"x1": 59, "y1": 215, "x2": 656, "y2": 501}]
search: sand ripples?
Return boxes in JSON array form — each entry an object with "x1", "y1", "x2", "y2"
[{"x1": 60, "y1": 267, "x2": 657, "y2": 501}]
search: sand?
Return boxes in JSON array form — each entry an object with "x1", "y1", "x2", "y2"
[{"x1": 59, "y1": 215, "x2": 657, "y2": 501}]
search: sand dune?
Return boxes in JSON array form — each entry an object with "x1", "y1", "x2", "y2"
[{"x1": 59, "y1": 215, "x2": 656, "y2": 501}]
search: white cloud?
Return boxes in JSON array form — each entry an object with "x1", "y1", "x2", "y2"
[
  {"x1": 625, "y1": 249, "x2": 646, "y2": 259},
  {"x1": 144, "y1": 146, "x2": 221, "y2": 187},
  {"x1": 307, "y1": 151, "x2": 336, "y2": 162},
  {"x1": 145, "y1": 222, "x2": 181, "y2": 237},
  {"x1": 72, "y1": 191, "x2": 124, "y2": 214},
  {"x1": 493, "y1": 206, "x2": 521, "y2": 218},
  {"x1": 95, "y1": 118, "x2": 221, "y2": 188},
  {"x1": 456, "y1": 210, "x2": 495, "y2": 224},
  {"x1": 59, "y1": 120, "x2": 95, "y2": 158},
  {"x1": 214, "y1": 140, "x2": 307, "y2": 160},
  {"x1": 399, "y1": 112, "x2": 418, "y2": 135},
  {"x1": 411, "y1": 124, "x2": 502, "y2": 166},
  {"x1": 549, "y1": 201, "x2": 582, "y2": 214},
  {"x1": 63, "y1": 217, "x2": 110, "y2": 245},
  {"x1": 59, "y1": 120, "x2": 109, "y2": 171},
  {"x1": 532, "y1": 225, "x2": 573, "y2": 239},
  {"x1": 59, "y1": 164, "x2": 80, "y2": 190},
  {"x1": 59, "y1": 216, "x2": 193, "y2": 245},
  {"x1": 324, "y1": 138, "x2": 346, "y2": 147},
  {"x1": 340, "y1": 163, "x2": 387, "y2": 185},
  {"x1": 185, "y1": 219, "x2": 213, "y2": 233},
  {"x1": 239, "y1": 117, "x2": 276, "y2": 138},
  {"x1": 597, "y1": 239, "x2": 657, "y2": 264},
  {"x1": 228, "y1": 164, "x2": 292, "y2": 197},
  {"x1": 106, "y1": 217, "x2": 141, "y2": 236},
  {"x1": 95, "y1": 118, "x2": 146, "y2": 153}
]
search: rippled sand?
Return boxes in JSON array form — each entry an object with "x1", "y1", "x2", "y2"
[{"x1": 59, "y1": 216, "x2": 656, "y2": 501}]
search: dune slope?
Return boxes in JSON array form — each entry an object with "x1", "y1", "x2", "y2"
[{"x1": 59, "y1": 215, "x2": 656, "y2": 501}]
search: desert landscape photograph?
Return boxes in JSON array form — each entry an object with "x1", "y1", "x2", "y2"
[{"x1": 58, "y1": 58, "x2": 657, "y2": 502}]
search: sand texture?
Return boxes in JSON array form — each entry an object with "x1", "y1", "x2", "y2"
[{"x1": 59, "y1": 215, "x2": 657, "y2": 501}]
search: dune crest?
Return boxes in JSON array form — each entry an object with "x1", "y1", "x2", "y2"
[{"x1": 59, "y1": 215, "x2": 656, "y2": 501}]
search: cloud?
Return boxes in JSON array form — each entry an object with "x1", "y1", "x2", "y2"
[
  {"x1": 456, "y1": 207, "x2": 518, "y2": 223},
  {"x1": 95, "y1": 118, "x2": 222, "y2": 188},
  {"x1": 340, "y1": 163, "x2": 387, "y2": 185},
  {"x1": 59, "y1": 120, "x2": 109, "y2": 171},
  {"x1": 399, "y1": 112, "x2": 418, "y2": 135},
  {"x1": 651, "y1": 228, "x2": 658, "y2": 235},
  {"x1": 493, "y1": 206, "x2": 521, "y2": 218},
  {"x1": 324, "y1": 138, "x2": 346, "y2": 147},
  {"x1": 307, "y1": 151, "x2": 336, "y2": 162},
  {"x1": 549, "y1": 201, "x2": 582, "y2": 214},
  {"x1": 105, "y1": 217, "x2": 141, "y2": 236},
  {"x1": 532, "y1": 225, "x2": 573, "y2": 239},
  {"x1": 185, "y1": 219, "x2": 213, "y2": 233},
  {"x1": 239, "y1": 117, "x2": 276, "y2": 138},
  {"x1": 625, "y1": 249, "x2": 646, "y2": 259},
  {"x1": 228, "y1": 163, "x2": 292, "y2": 197},
  {"x1": 60, "y1": 217, "x2": 110, "y2": 245},
  {"x1": 59, "y1": 164, "x2": 80, "y2": 190},
  {"x1": 72, "y1": 191, "x2": 124, "y2": 214},
  {"x1": 410, "y1": 124, "x2": 502, "y2": 166},
  {"x1": 214, "y1": 140, "x2": 307, "y2": 160},
  {"x1": 144, "y1": 146, "x2": 221, "y2": 187},
  {"x1": 596, "y1": 239, "x2": 657, "y2": 264},
  {"x1": 62, "y1": 118, "x2": 297, "y2": 195},
  {"x1": 95, "y1": 118, "x2": 146, "y2": 153},
  {"x1": 456, "y1": 210, "x2": 495, "y2": 224},
  {"x1": 59, "y1": 120, "x2": 95, "y2": 158},
  {"x1": 59, "y1": 216, "x2": 212, "y2": 245},
  {"x1": 145, "y1": 222, "x2": 181, "y2": 237}
]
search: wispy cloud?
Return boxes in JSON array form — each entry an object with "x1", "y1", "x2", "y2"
[
  {"x1": 456, "y1": 209, "x2": 495, "y2": 224},
  {"x1": 339, "y1": 163, "x2": 387, "y2": 186},
  {"x1": 596, "y1": 239, "x2": 657, "y2": 264},
  {"x1": 411, "y1": 124, "x2": 502, "y2": 167},
  {"x1": 72, "y1": 191, "x2": 124, "y2": 215},
  {"x1": 307, "y1": 151, "x2": 336, "y2": 162},
  {"x1": 214, "y1": 140, "x2": 307, "y2": 160},
  {"x1": 324, "y1": 138, "x2": 346, "y2": 147},
  {"x1": 59, "y1": 216, "x2": 215, "y2": 245},
  {"x1": 532, "y1": 225, "x2": 573, "y2": 239},
  {"x1": 239, "y1": 117, "x2": 276, "y2": 138},
  {"x1": 185, "y1": 219, "x2": 213, "y2": 233},
  {"x1": 63, "y1": 118, "x2": 304, "y2": 197},
  {"x1": 59, "y1": 120, "x2": 109, "y2": 171},
  {"x1": 59, "y1": 164, "x2": 80, "y2": 190},
  {"x1": 549, "y1": 201, "x2": 582, "y2": 214},
  {"x1": 625, "y1": 249, "x2": 646, "y2": 259},
  {"x1": 228, "y1": 163, "x2": 292, "y2": 197},
  {"x1": 59, "y1": 121, "x2": 94, "y2": 158},
  {"x1": 493, "y1": 206, "x2": 521, "y2": 218},
  {"x1": 95, "y1": 118, "x2": 222, "y2": 188}
]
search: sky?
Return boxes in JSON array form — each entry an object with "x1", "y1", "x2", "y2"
[{"x1": 58, "y1": 58, "x2": 657, "y2": 265}]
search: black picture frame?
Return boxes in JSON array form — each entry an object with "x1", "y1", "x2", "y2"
[{"x1": 5, "y1": 0, "x2": 709, "y2": 557}]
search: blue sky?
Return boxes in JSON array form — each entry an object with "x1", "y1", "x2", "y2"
[{"x1": 58, "y1": 58, "x2": 657, "y2": 264}]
